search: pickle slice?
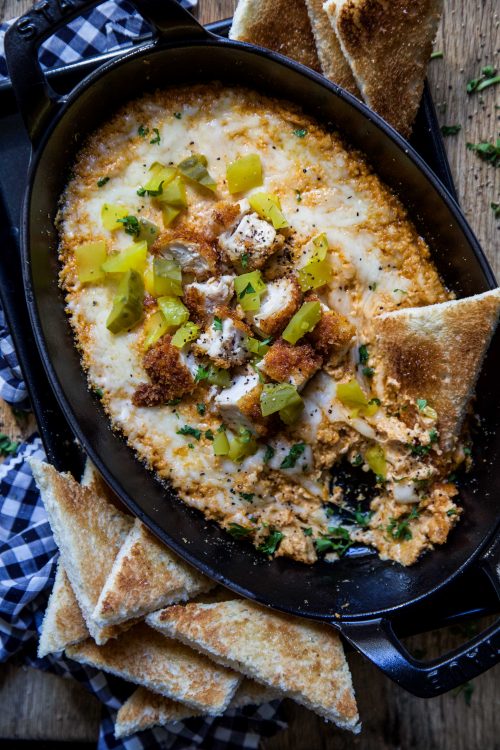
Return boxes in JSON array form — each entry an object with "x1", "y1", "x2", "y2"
[{"x1": 106, "y1": 269, "x2": 144, "y2": 334}]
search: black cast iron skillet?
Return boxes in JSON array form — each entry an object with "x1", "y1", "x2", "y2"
[{"x1": 6, "y1": 0, "x2": 500, "y2": 699}]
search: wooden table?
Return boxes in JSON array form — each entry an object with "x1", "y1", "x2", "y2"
[{"x1": 0, "y1": 0, "x2": 499, "y2": 746}]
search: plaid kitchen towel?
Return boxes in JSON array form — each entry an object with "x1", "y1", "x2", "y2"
[{"x1": 0, "y1": 1, "x2": 287, "y2": 746}]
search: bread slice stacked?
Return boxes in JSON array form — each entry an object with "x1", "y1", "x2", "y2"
[
  {"x1": 30, "y1": 458, "x2": 361, "y2": 739},
  {"x1": 230, "y1": 0, "x2": 443, "y2": 137}
]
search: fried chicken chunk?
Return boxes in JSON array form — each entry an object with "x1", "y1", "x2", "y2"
[{"x1": 133, "y1": 335, "x2": 195, "y2": 407}]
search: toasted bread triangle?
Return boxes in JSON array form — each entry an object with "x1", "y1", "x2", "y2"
[
  {"x1": 304, "y1": 0, "x2": 360, "y2": 93},
  {"x1": 146, "y1": 600, "x2": 360, "y2": 732},
  {"x1": 93, "y1": 518, "x2": 215, "y2": 628},
  {"x1": 115, "y1": 680, "x2": 279, "y2": 738},
  {"x1": 324, "y1": 0, "x2": 443, "y2": 137},
  {"x1": 230, "y1": 0, "x2": 321, "y2": 73},
  {"x1": 38, "y1": 560, "x2": 88, "y2": 658},
  {"x1": 372, "y1": 288, "x2": 500, "y2": 450},
  {"x1": 29, "y1": 459, "x2": 133, "y2": 644},
  {"x1": 66, "y1": 623, "x2": 241, "y2": 714}
]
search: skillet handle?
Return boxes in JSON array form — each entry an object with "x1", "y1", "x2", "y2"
[
  {"x1": 339, "y1": 537, "x2": 500, "y2": 698},
  {"x1": 4, "y1": 0, "x2": 207, "y2": 145}
]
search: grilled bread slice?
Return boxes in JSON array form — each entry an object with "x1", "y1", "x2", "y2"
[
  {"x1": 38, "y1": 560, "x2": 88, "y2": 657},
  {"x1": 230, "y1": 0, "x2": 321, "y2": 72},
  {"x1": 29, "y1": 459, "x2": 133, "y2": 644},
  {"x1": 303, "y1": 0, "x2": 359, "y2": 93},
  {"x1": 66, "y1": 623, "x2": 241, "y2": 714},
  {"x1": 93, "y1": 518, "x2": 215, "y2": 628},
  {"x1": 372, "y1": 288, "x2": 500, "y2": 450},
  {"x1": 147, "y1": 600, "x2": 360, "y2": 732},
  {"x1": 324, "y1": 0, "x2": 443, "y2": 137},
  {"x1": 115, "y1": 680, "x2": 279, "y2": 738}
]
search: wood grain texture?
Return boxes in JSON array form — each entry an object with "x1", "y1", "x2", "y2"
[{"x1": 0, "y1": 0, "x2": 499, "y2": 746}]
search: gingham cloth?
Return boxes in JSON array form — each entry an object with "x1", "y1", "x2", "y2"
[{"x1": 0, "y1": 2, "x2": 287, "y2": 746}]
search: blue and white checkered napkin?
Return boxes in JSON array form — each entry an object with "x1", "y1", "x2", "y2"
[{"x1": 0, "y1": 2, "x2": 286, "y2": 746}]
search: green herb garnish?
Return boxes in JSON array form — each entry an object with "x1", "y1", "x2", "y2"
[
  {"x1": 315, "y1": 526, "x2": 352, "y2": 556},
  {"x1": 296, "y1": 190, "x2": 302, "y2": 202},
  {"x1": 359, "y1": 344, "x2": 369, "y2": 365},
  {"x1": 241, "y1": 253, "x2": 249, "y2": 269},
  {"x1": 467, "y1": 139, "x2": 500, "y2": 166},
  {"x1": 467, "y1": 66, "x2": 499, "y2": 94},
  {"x1": 264, "y1": 445, "x2": 275, "y2": 464},
  {"x1": 150, "y1": 127, "x2": 161, "y2": 145},
  {"x1": 138, "y1": 125, "x2": 149, "y2": 137},
  {"x1": 174, "y1": 112, "x2": 182, "y2": 119},
  {"x1": 416, "y1": 398, "x2": 428, "y2": 411},
  {"x1": 303, "y1": 527, "x2": 313, "y2": 536},
  {"x1": 239, "y1": 282, "x2": 255, "y2": 298},
  {"x1": 204, "y1": 429, "x2": 214, "y2": 441},
  {"x1": 280, "y1": 442, "x2": 305, "y2": 469},
  {"x1": 228, "y1": 523, "x2": 252, "y2": 538},
  {"x1": 258, "y1": 529, "x2": 284, "y2": 554},
  {"x1": 117, "y1": 215, "x2": 140, "y2": 236},
  {"x1": 166, "y1": 398, "x2": 181, "y2": 406},
  {"x1": 195, "y1": 366, "x2": 210, "y2": 382},
  {"x1": 97, "y1": 176, "x2": 110, "y2": 187},
  {"x1": 351, "y1": 454, "x2": 363, "y2": 467},
  {"x1": 362, "y1": 366, "x2": 374, "y2": 378},
  {"x1": 441, "y1": 125, "x2": 461, "y2": 136},
  {"x1": 176, "y1": 425, "x2": 202, "y2": 440},
  {"x1": 213, "y1": 317, "x2": 223, "y2": 331},
  {"x1": 430, "y1": 51, "x2": 443, "y2": 59},
  {"x1": 447, "y1": 508, "x2": 458, "y2": 516},
  {"x1": 293, "y1": 128, "x2": 307, "y2": 138},
  {"x1": 491, "y1": 202, "x2": 500, "y2": 218},
  {"x1": 453, "y1": 681, "x2": 474, "y2": 706},
  {"x1": 197, "y1": 403, "x2": 206, "y2": 415},
  {"x1": 387, "y1": 507, "x2": 419, "y2": 541},
  {"x1": 240, "y1": 492, "x2": 254, "y2": 501}
]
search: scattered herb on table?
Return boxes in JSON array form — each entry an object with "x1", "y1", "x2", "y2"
[
  {"x1": 441, "y1": 124, "x2": 461, "y2": 136},
  {"x1": 176, "y1": 425, "x2": 202, "y2": 441},
  {"x1": 0, "y1": 433, "x2": 19, "y2": 456},
  {"x1": 467, "y1": 65, "x2": 499, "y2": 94},
  {"x1": 258, "y1": 529, "x2": 284, "y2": 554},
  {"x1": 430, "y1": 51, "x2": 443, "y2": 59},
  {"x1": 97, "y1": 176, "x2": 110, "y2": 187},
  {"x1": 280, "y1": 442, "x2": 305, "y2": 469},
  {"x1": 149, "y1": 127, "x2": 161, "y2": 144},
  {"x1": 466, "y1": 139, "x2": 500, "y2": 166},
  {"x1": 491, "y1": 202, "x2": 500, "y2": 218},
  {"x1": 453, "y1": 681, "x2": 474, "y2": 706}
]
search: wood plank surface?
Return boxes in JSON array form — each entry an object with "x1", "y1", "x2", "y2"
[{"x1": 0, "y1": 0, "x2": 498, "y2": 746}]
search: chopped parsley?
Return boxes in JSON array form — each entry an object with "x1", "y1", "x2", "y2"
[
  {"x1": 353, "y1": 508, "x2": 372, "y2": 528},
  {"x1": 176, "y1": 425, "x2": 202, "y2": 441},
  {"x1": 303, "y1": 527, "x2": 313, "y2": 536},
  {"x1": 117, "y1": 215, "x2": 140, "y2": 236},
  {"x1": 188, "y1": 443, "x2": 194, "y2": 449},
  {"x1": 430, "y1": 50, "x2": 443, "y2": 59},
  {"x1": 393, "y1": 288, "x2": 408, "y2": 294},
  {"x1": 280, "y1": 442, "x2": 305, "y2": 469},
  {"x1": 466, "y1": 139, "x2": 500, "y2": 167},
  {"x1": 240, "y1": 492, "x2": 254, "y2": 501},
  {"x1": 136, "y1": 187, "x2": 147, "y2": 196},
  {"x1": 296, "y1": 190, "x2": 302, "y2": 202},
  {"x1": 368, "y1": 282, "x2": 377, "y2": 291},
  {"x1": 447, "y1": 508, "x2": 458, "y2": 517},
  {"x1": 429, "y1": 428, "x2": 439, "y2": 444},
  {"x1": 228, "y1": 523, "x2": 252, "y2": 538},
  {"x1": 0, "y1": 433, "x2": 19, "y2": 456},
  {"x1": 491, "y1": 202, "x2": 500, "y2": 218},
  {"x1": 362, "y1": 366, "x2": 375, "y2": 378},
  {"x1": 416, "y1": 398, "x2": 428, "y2": 411},
  {"x1": 263, "y1": 445, "x2": 275, "y2": 464},
  {"x1": 441, "y1": 125, "x2": 461, "y2": 137},
  {"x1": 239, "y1": 282, "x2": 255, "y2": 298},
  {"x1": 241, "y1": 253, "x2": 249, "y2": 269},
  {"x1": 93, "y1": 387, "x2": 104, "y2": 398},
  {"x1": 410, "y1": 429, "x2": 438, "y2": 456},
  {"x1": 293, "y1": 128, "x2": 307, "y2": 138},
  {"x1": 138, "y1": 124, "x2": 149, "y2": 137},
  {"x1": 351, "y1": 453, "x2": 363, "y2": 467},
  {"x1": 315, "y1": 526, "x2": 352, "y2": 556},
  {"x1": 213, "y1": 317, "x2": 223, "y2": 331},
  {"x1": 196, "y1": 403, "x2": 206, "y2": 416},
  {"x1": 258, "y1": 529, "x2": 284, "y2": 555},
  {"x1": 204, "y1": 429, "x2": 214, "y2": 441},
  {"x1": 467, "y1": 66, "x2": 499, "y2": 94},
  {"x1": 149, "y1": 127, "x2": 161, "y2": 144},
  {"x1": 358, "y1": 344, "x2": 369, "y2": 365},
  {"x1": 387, "y1": 507, "x2": 420, "y2": 541},
  {"x1": 174, "y1": 112, "x2": 182, "y2": 119},
  {"x1": 166, "y1": 398, "x2": 181, "y2": 406},
  {"x1": 194, "y1": 365, "x2": 210, "y2": 382},
  {"x1": 97, "y1": 176, "x2": 110, "y2": 187}
]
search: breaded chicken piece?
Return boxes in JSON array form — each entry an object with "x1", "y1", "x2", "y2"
[
  {"x1": 306, "y1": 301, "x2": 354, "y2": 360},
  {"x1": 251, "y1": 277, "x2": 302, "y2": 337},
  {"x1": 152, "y1": 231, "x2": 218, "y2": 280},
  {"x1": 183, "y1": 276, "x2": 235, "y2": 323},
  {"x1": 133, "y1": 335, "x2": 196, "y2": 406},
  {"x1": 219, "y1": 213, "x2": 284, "y2": 270},
  {"x1": 259, "y1": 338, "x2": 322, "y2": 390},
  {"x1": 193, "y1": 307, "x2": 252, "y2": 369},
  {"x1": 214, "y1": 370, "x2": 267, "y2": 435}
]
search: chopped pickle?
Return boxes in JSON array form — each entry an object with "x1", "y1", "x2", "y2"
[
  {"x1": 106, "y1": 269, "x2": 144, "y2": 334},
  {"x1": 101, "y1": 204, "x2": 130, "y2": 231},
  {"x1": 207, "y1": 365, "x2": 231, "y2": 387},
  {"x1": 226, "y1": 154, "x2": 263, "y2": 194},
  {"x1": 365, "y1": 444, "x2": 387, "y2": 479},
  {"x1": 143, "y1": 163, "x2": 176, "y2": 193},
  {"x1": 143, "y1": 310, "x2": 169, "y2": 349},
  {"x1": 213, "y1": 430, "x2": 230, "y2": 456},
  {"x1": 153, "y1": 256, "x2": 183, "y2": 296},
  {"x1": 248, "y1": 192, "x2": 288, "y2": 230},
  {"x1": 177, "y1": 154, "x2": 216, "y2": 192},
  {"x1": 101, "y1": 241, "x2": 148, "y2": 274},
  {"x1": 136, "y1": 218, "x2": 160, "y2": 247},
  {"x1": 279, "y1": 398, "x2": 304, "y2": 425},
  {"x1": 247, "y1": 337, "x2": 270, "y2": 357},
  {"x1": 157, "y1": 296, "x2": 189, "y2": 328},
  {"x1": 305, "y1": 233, "x2": 329, "y2": 264},
  {"x1": 282, "y1": 301, "x2": 321, "y2": 345},
  {"x1": 74, "y1": 241, "x2": 106, "y2": 283},
  {"x1": 162, "y1": 205, "x2": 181, "y2": 227},
  {"x1": 171, "y1": 321, "x2": 199, "y2": 348},
  {"x1": 298, "y1": 258, "x2": 332, "y2": 291},
  {"x1": 260, "y1": 383, "x2": 303, "y2": 417},
  {"x1": 157, "y1": 176, "x2": 188, "y2": 208},
  {"x1": 336, "y1": 379, "x2": 380, "y2": 418}
]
